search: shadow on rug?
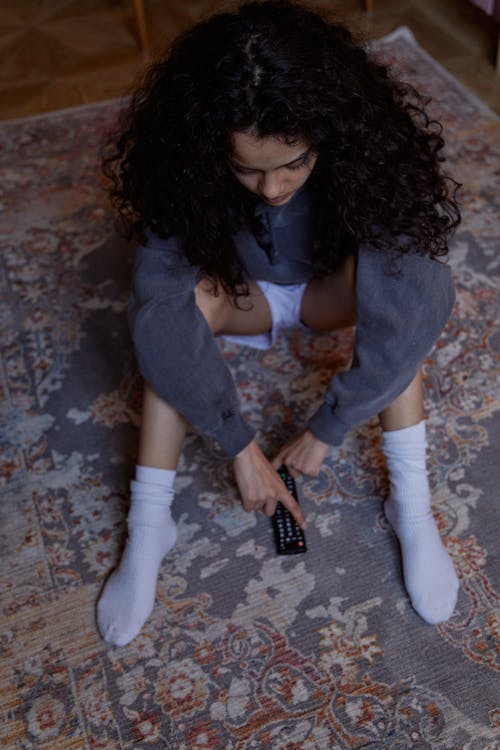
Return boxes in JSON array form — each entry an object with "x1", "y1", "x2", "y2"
[{"x1": 0, "y1": 27, "x2": 498, "y2": 750}]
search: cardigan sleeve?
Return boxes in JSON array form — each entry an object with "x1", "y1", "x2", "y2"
[
  {"x1": 129, "y1": 236, "x2": 255, "y2": 457},
  {"x1": 308, "y1": 246, "x2": 456, "y2": 444}
]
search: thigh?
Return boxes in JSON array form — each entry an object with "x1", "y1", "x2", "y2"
[
  {"x1": 195, "y1": 278, "x2": 273, "y2": 336},
  {"x1": 300, "y1": 254, "x2": 357, "y2": 331}
]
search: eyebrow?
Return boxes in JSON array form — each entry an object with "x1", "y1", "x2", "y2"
[{"x1": 231, "y1": 148, "x2": 311, "y2": 171}]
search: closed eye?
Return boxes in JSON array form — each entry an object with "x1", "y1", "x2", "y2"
[
  {"x1": 231, "y1": 164, "x2": 257, "y2": 176},
  {"x1": 287, "y1": 153, "x2": 311, "y2": 171},
  {"x1": 231, "y1": 149, "x2": 312, "y2": 175}
]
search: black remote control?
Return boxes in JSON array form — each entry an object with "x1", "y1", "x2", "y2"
[{"x1": 272, "y1": 466, "x2": 307, "y2": 555}]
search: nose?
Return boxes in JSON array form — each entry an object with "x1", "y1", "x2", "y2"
[{"x1": 259, "y1": 172, "x2": 284, "y2": 201}]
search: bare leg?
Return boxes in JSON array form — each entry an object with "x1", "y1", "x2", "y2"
[
  {"x1": 134, "y1": 280, "x2": 272, "y2": 470},
  {"x1": 379, "y1": 369, "x2": 424, "y2": 431},
  {"x1": 194, "y1": 277, "x2": 273, "y2": 335},
  {"x1": 97, "y1": 387, "x2": 183, "y2": 645},
  {"x1": 301, "y1": 261, "x2": 457, "y2": 624},
  {"x1": 300, "y1": 254, "x2": 357, "y2": 331},
  {"x1": 97, "y1": 279, "x2": 274, "y2": 645},
  {"x1": 138, "y1": 383, "x2": 188, "y2": 469}
]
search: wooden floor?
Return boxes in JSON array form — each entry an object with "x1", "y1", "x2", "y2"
[{"x1": 0, "y1": 0, "x2": 498, "y2": 122}]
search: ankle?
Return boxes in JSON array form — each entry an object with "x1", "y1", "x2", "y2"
[{"x1": 135, "y1": 464, "x2": 176, "y2": 487}]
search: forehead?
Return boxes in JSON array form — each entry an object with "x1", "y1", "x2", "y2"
[{"x1": 231, "y1": 131, "x2": 309, "y2": 169}]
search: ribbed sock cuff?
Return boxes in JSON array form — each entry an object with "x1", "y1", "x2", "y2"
[
  {"x1": 382, "y1": 419, "x2": 426, "y2": 448},
  {"x1": 135, "y1": 464, "x2": 176, "y2": 488},
  {"x1": 129, "y1": 466, "x2": 177, "y2": 525},
  {"x1": 382, "y1": 419, "x2": 430, "y2": 516}
]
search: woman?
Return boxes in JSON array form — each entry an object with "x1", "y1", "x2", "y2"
[{"x1": 97, "y1": 0, "x2": 461, "y2": 646}]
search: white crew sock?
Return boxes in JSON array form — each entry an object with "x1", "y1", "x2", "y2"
[
  {"x1": 382, "y1": 420, "x2": 459, "y2": 624},
  {"x1": 97, "y1": 465, "x2": 178, "y2": 646}
]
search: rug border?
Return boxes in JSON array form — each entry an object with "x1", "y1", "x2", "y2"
[
  {"x1": 0, "y1": 25, "x2": 497, "y2": 127},
  {"x1": 0, "y1": 96, "x2": 123, "y2": 127},
  {"x1": 375, "y1": 25, "x2": 499, "y2": 120}
]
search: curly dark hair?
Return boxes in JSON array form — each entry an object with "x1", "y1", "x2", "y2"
[{"x1": 102, "y1": 0, "x2": 461, "y2": 294}]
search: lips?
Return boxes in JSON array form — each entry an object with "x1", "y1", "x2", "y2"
[{"x1": 263, "y1": 191, "x2": 294, "y2": 205}]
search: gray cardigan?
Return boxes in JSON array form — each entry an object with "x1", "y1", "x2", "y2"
[{"x1": 129, "y1": 186, "x2": 455, "y2": 457}]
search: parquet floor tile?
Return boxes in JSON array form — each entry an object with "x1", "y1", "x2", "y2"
[{"x1": 0, "y1": 0, "x2": 498, "y2": 121}]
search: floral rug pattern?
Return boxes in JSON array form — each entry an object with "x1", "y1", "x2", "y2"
[{"x1": 0, "y1": 28, "x2": 499, "y2": 750}]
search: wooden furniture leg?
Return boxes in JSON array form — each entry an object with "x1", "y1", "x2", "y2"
[
  {"x1": 365, "y1": 0, "x2": 374, "y2": 11},
  {"x1": 133, "y1": 0, "x2": 150, "y2": 53}
]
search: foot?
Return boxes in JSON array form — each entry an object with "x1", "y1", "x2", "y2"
[
  {"x1": 97, "y1": 514, "x2": 177, "y2": 646},
  {"x1": 385, "y1": 498, "x2": 459, "y2": 624}
]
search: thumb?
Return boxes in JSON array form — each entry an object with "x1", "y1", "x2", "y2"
[{"x1": 270, "y1": 453, "x2": 284, "y2": 470}]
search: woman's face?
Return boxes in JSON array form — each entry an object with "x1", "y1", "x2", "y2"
[{"x1": 230, "y1": 131, "x2": 317, "y2": 206}]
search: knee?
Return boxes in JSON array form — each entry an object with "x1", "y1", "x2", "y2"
[
  {"x1": 194, "y1": 278, "x2": 228, "y2": 333},
  {"x1": 337, "y1": 256, "x2": 357, "y2": 327},
  {"x1": 343, "y1": 254, "x2": 357, "y2": 316},
  {"x1": 343, "y1": 293, "x2": 357, "y2": 327}
]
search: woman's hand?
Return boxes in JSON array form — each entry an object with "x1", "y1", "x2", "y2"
[
  {"x1": 271, "y1": 429, "x2": 330, "y2": 478},
  {"x1": 233, "y1": 439, "x2": 307, "y2": 530}
]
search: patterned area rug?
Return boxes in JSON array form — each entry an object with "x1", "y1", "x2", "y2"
[{"x1": 1, "y1": 27, "x2": 499, "y2": 750}]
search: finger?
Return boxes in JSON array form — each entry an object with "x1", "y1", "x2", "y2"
[
  {"x1": 270, "y1": 453, "x2": 284, "y2": 470},
  {"x1": 273, "y1": 456, "x2": 301, "y2": 480},
  {"x1": 263, "y1": 496, "x2": 277, "y2": 517},
  {"x1": 280, "y1": 490, "x2": 307, "y2": 530},
  {"x1": 242, "y1": 499, "x2": 263, "y2": 514}
]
